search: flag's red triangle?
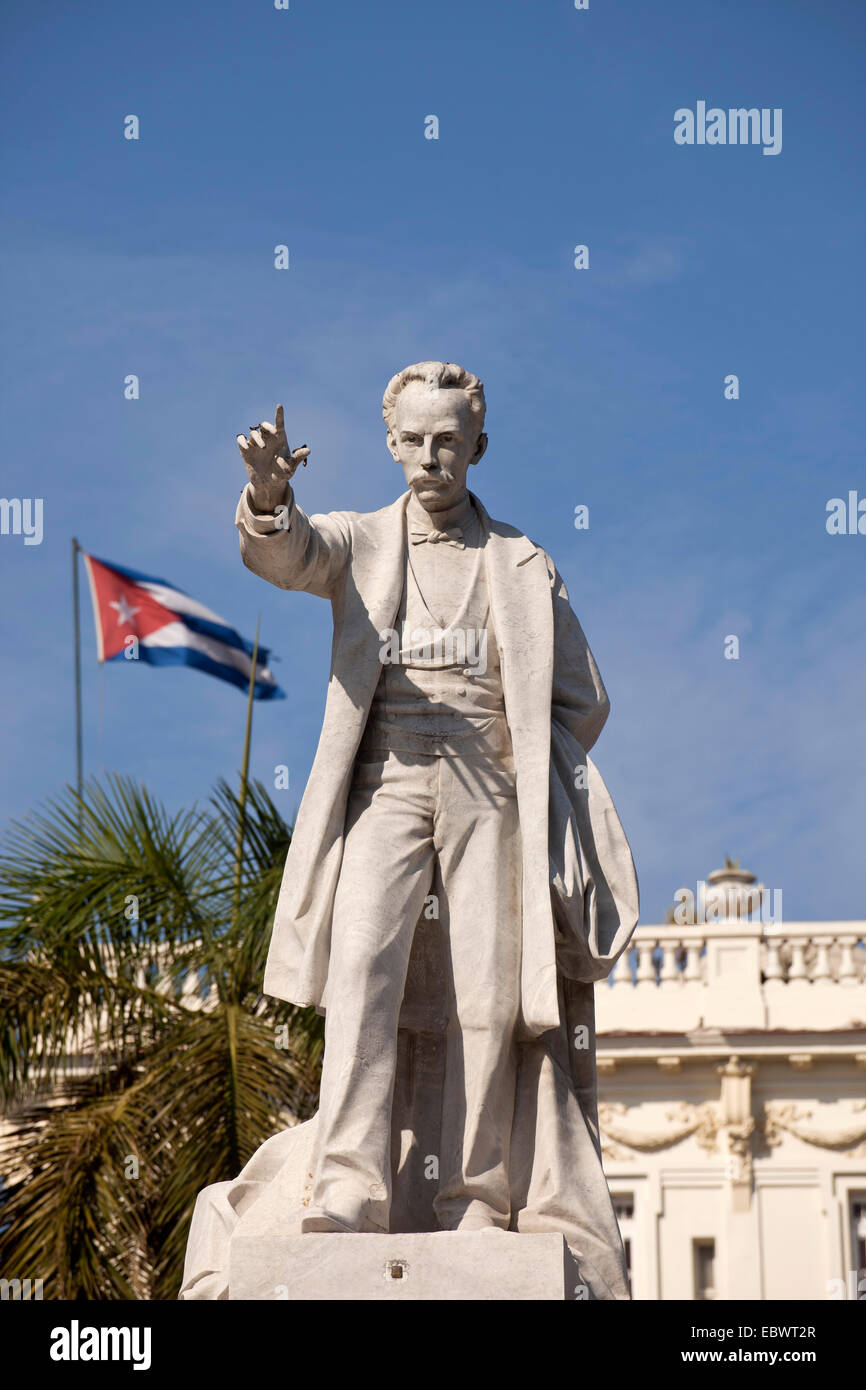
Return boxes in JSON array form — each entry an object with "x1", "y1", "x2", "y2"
[{"x1": 85, "y1": 556, "x2": 177, "y2": 660}]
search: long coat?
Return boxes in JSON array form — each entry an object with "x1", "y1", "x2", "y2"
[
  {"x1": 178, "y1": 484, "x2": 641, "y2": 1302},
  {"x1": 236, "y1": 483, "x2": 638, "y2": 1039}
]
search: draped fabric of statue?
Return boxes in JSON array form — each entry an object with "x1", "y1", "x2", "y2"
[{"x1": 180, "y1": 484, "x2": 638, "y2": 1300}]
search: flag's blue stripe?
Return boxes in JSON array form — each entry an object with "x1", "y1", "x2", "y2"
[
  {"x1": 88, "y1": 554, "x2": 273, "y2": 662},
  {"x1": 179, "y1": 614, "x2": 270, "y2": 662},
  {"x1": 106, "y1": 644, "x2": 285, "y2": 700}
]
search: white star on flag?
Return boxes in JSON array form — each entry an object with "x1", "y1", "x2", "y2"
[
  {"x1": 82, "y1": 552, "x2": 285, "y2": 698},
  {"x1": 109, "y1": 595, "x2": 140, "y2": 626}
]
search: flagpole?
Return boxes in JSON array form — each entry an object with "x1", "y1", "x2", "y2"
[
  {"x1": 233, "y1": 615, "x2": 260, "y2": 919},
  {"x1": 72, "y1": 537, "x2": 83, "y2": 809}
]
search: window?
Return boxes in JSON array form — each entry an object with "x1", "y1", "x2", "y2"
[
  {"x1": 851, "y1": 1196, "x2": 866, "y2": 1287},
  {"x1": 693, "y1": 1238, "x2": 716, "y2": 1300},
  {"x1": 612, "y1": 1192, "x2": 634, "y2": 1280},
  {"x1": 613, "y1": 1193, "x2": 634, "y2": 1221}
]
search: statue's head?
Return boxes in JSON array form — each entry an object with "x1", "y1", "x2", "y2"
[{"x1": 383, "y1": 361, "x2": 487, "y2": 513}]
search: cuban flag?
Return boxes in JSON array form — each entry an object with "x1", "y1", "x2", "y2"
[{"x1": 82, "y1": 554, "x2": 285, "y2": 700}]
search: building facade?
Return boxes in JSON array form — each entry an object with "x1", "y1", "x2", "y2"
[{"x1": 595, "y1": 863, "x2": 866, "y2": 1301}]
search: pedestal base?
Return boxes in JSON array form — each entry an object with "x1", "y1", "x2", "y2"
[{"x1": 229, "y1": 1230, "x2": 582, "y2": 1301}]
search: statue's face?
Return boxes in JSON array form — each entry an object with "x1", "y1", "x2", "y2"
[{"x1": 387, "y1": 381, "x2": 487, "y2": 512}]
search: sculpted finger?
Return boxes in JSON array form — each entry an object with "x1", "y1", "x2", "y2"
[
  {"x1": 237, "y1": 434, "x2": 249, "y2": 453},
  {"x1": 249, "y1": 429, "x2": 265, "y2": 450},
  {"x1": 259, "y1": 420, "x2": 276, "y2": 437},
  {"x1": 275, "y1": 404, "x2": 285, "y2": 433}
]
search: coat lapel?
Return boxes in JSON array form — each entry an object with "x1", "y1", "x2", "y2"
[
  {"x1": 272, "y1": 488, "x2": 561, "y2": 1035},
  {"x1": 328, "y1": 493, "x2": 409, "y2": 724},
  {"x1": 270, "y1": 494, "x2": 409, "y2": 1005}
]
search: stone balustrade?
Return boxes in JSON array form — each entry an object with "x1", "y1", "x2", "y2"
[{"x1": 595, "y1": 920, "x2": 866, "y2": 1033}]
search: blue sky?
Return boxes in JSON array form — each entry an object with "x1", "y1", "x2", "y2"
[{"x1": 1, "y1": 0, "x2": 863, "y2": 923}]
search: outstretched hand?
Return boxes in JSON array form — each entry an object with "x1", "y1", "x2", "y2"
[{"x1": 237, "y1": 405, "x2": 310, "y2": 512}]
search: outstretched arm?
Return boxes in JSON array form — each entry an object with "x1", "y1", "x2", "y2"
[{"x1": 235, "y1": 405, "x2": 350, "y2": 600}]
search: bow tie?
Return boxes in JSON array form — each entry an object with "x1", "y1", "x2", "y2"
[{"x1": 409, "y1": 525, "x2": 464, "y2": 549}]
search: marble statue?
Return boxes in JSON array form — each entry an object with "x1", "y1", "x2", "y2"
[{"x1": 180, "y1": 361, "x2": 639, "y2": 1300}]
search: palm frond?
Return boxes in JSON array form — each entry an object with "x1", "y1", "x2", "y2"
[
  {"x1": 0, "y1": 1070, "x2": 163, "y2": 1299},
  {"x1": 0, "y1": 772, "x2": 322, "y2": 1300}
]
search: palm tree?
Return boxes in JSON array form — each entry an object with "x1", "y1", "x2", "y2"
[{"x1": 0, "y1": 774, "x2": 323, "y2": 1300}]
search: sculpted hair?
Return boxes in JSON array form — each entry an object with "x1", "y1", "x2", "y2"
[{"x1": 382, "y1": 361, "x2": 486, "y2": 435}]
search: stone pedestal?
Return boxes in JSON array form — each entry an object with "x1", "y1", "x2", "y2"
[{"x1": 228, "y1": 1231, "x2": 582, "y2": 1301}]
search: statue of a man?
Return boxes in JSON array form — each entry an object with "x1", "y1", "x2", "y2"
[{"x1": 233, "y1": 362, "x2": 638, "y2": 1293}]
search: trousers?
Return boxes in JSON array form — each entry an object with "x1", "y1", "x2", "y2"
[{"x1": 309, "y1": 743, "x2": 523, "y2": 1231}]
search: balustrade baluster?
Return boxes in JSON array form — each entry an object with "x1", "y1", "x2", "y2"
[
  {"x1": 660, "y1": 940, "x2": 680, "y2": 986},
  {"x1": 636, "y1": 939, "x2": 657, "y2": 987},
  {"x1": 811, "y1": 936, "x2": 832, "y2": 983},
  {"x1": 838, "y1": 935, "x2": 859, "y2": 987},
  {"x1": 764, "y1": 936, "x2": 784, "y2": 982},
  {"x1": 684, "y1": 939, "x2": 703, "y2": 982},
  {"x1": 788, "y1": 937, "x2": 809, "y2": 985}
]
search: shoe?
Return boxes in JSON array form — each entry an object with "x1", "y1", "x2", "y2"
[
  {"x1": 300, "y1": 1207, "x2": 359, "y2": 1234},
  {"x1": 454, "y1": 1215, "x2": 508, "y2": 1233}
]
